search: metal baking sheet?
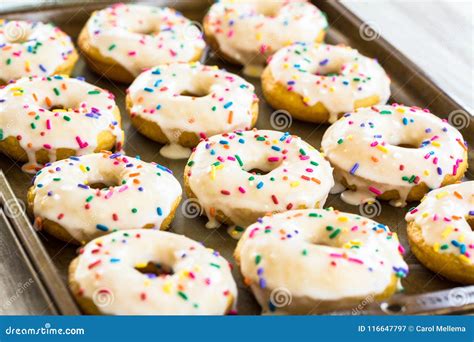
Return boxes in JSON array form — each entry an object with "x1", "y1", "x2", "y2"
[{"x1": 0, "y1": 0, "x2": 473, "y2": 315}]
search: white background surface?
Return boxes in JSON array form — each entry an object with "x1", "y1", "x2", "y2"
[{"x1": 342, "y1": 0, "x2": 473, "y2": 112}]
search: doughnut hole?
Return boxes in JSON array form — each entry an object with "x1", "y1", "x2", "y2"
[
  {"x1": 392, "y1": 135, "x2": 425, "y2": 150},
  {"x1": 246, "y1": 168, "x2": 270, "y2": 176},
  {"x1": 133, "y1": 27, "x2": 158, "y2": 35},
  {"x1": 179, "y1": 90, "x2": 208, "y2": 98},
  {"x1": 396, "y1": 143, "x2": 419, "y2": 149},
  {"x1": 134, "y1": 261, "x2": 174, "y2": 278},
  {"x1": 127, "y1": 19, "x2": 160, "y2": 36},
  {"x1": 88, "y1": 182, "x2": 115, "y2": 190},
  {"x1": 311, "y1": 57, "x2": 354, "y2": 77},
  {"x1": 41, "y1": 96, "x2": 80, "y2": 113},
  {"x1": 48, "y1": 105, "x2": 69, "y2": 111},
  {"x1": 307, "y1": 224, "x2": 350, "y2": 248},
  {"x1": 175, "y1": 75, "x2": 213, "y2": 99},
  {"x1": 253, "y1": 3, "x2": 281, "y2": 17},
  {"x1": 314, "y1": 63, "x2": 343, "y2": 77},
  {"x1": 243, "y1": 159, "x2": 283, "y2": 178},
  {"x1": 385, "y1": 122, "x2": 432, "y2": 150},
  {"x1": 85, "y1": 168, "x2": 122, "y2": 190}
]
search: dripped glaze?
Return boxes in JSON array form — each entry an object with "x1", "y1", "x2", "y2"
[{"x1": 0, "y1": 75, "x2": 123, "y2": 172}]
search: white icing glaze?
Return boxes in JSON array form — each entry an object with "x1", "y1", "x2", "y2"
[
  {"x1": 329, "y1": 181, "x2": 345, "y2": 195},
  {"x1": 159, "y1": 143, "x2": 191, "y2": 160},
  {"x1": 321, "y1": 105, "x2": 467, "y2": 207},
  {"x1": 0, "y1": 20, "x2": 76, "y2": 82},
  {"x1": 340, "y1": 189, "x2": 375, "y2": 207},
  {"x1": 186, "y1": 130, "x2": 334, "y2": 229},
  {"x1": 85, "y1": 3, "x2": 205, "y2": 76},
  {"x1": 205, "y1": 0, "x2": 328, "y2": 67},
  {"x1": 70, "y1": 229, "x2": 237, "y2": 315},
  {"x1": 267, "y1": 43, "x2": 391, "y2": 123},
  {"x1": 0, "y1": 75, "x2": 124, "y2": 173},
  {"x1": 127, "y1": 62, "x2": 257, "y2": 159},
  {"x1": 235, "y1": 209, "x2": 408, "y2": 314},
  {"x1": 405, "y1": 181, "x2": 474, "y2": 264},
  {"x1": 31, "y1": 152, "x2": 182, "y2": 243}
]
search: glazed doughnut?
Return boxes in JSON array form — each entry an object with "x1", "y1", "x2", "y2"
[
  {"x1": 235, "y1": 209, "x2": 409, "y2": 314},
  {"x1": 204, "y1": 0, "x2": 327, "y2": 75},
  {"x1": 262, "y1": 43, "x2": 390, "y2": 123},
  {"x1": 28, "y1": 152, "x2": 182, "y2": 244},
  {"x1": 0, "y1": 19, "x2": 78, "y2": 83},
  {"x1": 69, "y1": 229, "x2": 237, "y2": 315},
  {"x1": 0, "y1": 75, "x2": 124, "y2": 173},
  {"x1": 321, "y1": 105, "x2": 468, "y2": 207},
  {"x1": 126, "y1": 62, "x2": 259, "y2": 159},
  {"x1": 184, "y1": 130, "x2": 334, "y2": 234},
  {"x1": 406, "y1": 182, "x2": 474, "y2": 284},
  {"x1": 78, "y1": 3, "x2": 205, "y2": 83}
]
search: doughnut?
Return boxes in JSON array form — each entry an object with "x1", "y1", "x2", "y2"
[
  {"x1": 406, "y1": 182, "x2": 474, "y2": 284},
  {"x1": 262, "y1": 43, "x2": 390, "y2": 123},
  {"x1": 28, "y1": 152, "x2": 182, "y2": 244},
  {"x1": 204, "y1": 0, "x2": 328, "y2": 76},
  {"x1": 69, "y1": 229, "x2": 237, "y2": 315},
  {"x1": 0, "y1": 75, "x2": 124, "y2": 173},
  {"x1": 321, "y1": 104, "x2": 468, "y2": 207},
  {"x1": 184, "y1": 129, "x2": 334, "y2": 234},
  {"x1": 126, "y1": 62, "x2": 259, "y2": 159},
  {"x1": 78, "y1": 3, "x2": 205, "y2": 83},
  {"x1": 235, "y1": 209, "x2": 409, "y2": 314},
  {"x1": 0, "y1": 19, "x2": 78, "y2": 84}
]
